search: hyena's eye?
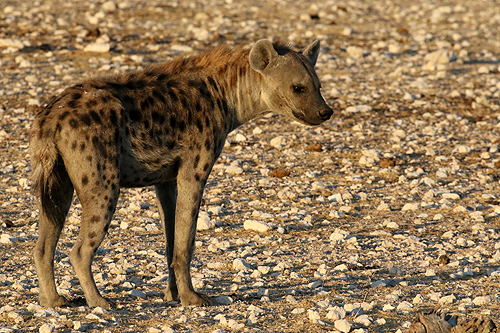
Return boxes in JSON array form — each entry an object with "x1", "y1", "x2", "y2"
[{"x1": 292, "y1": 85, "x2": 306, "y2": 94}]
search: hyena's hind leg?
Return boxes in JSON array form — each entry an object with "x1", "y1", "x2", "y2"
[
  {"x1": 155, "y1": 181, "x2": 179, "y2": 302},
  {"x1": 68, "y1": 178, "x2": 120, "y2": 309},
  {"x1": 34, "y1": 163, "x2": 74, "y2": 308}
]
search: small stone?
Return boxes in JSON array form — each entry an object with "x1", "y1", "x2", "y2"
[
  {"x1": 473, "y1": 295, "x2": 492, "y2": 306},
  {"x1": 0, "y1": 38, "x2": 24, "y2": 49},
  {"x1": 439, "y1": 294, "x2": 457, "y2": 305},
  {"x1": 83, "y1": 43, "x2": 111, "y2": 53},
  {"x1": 401, "y1": 203, "x2": 421, "y2": 211},
  {"x1": 346, "y1": 46, "x2": 364, "y2": 58},
  {"x1": 0, "y1": 234, "x2": 17, "y2": 244},
  {"x1": 308, "y1": 308, "x2": 321, "y2": 322},
  {"x1": 129, "y1": 289, "x2": 147, "y2": 299},
  {"x1": 233, "y1": 258, "x2": 251, "y2": 271},
  {"x1": 225, "y1": 165, "x2": 243, "y2": 175},
  {"x1": 334, "y1": 319, "x2": 352, "y2": 332},
  {"x1": 212, "y1": 295, "x2": 233, "y2": 305},
  {"x1": 101, "y1": 1, "x2": 116, "y2": 11},
  {"x1": 244, "y1": 220, "x2": 270, "y2": 232},
  {"x1": 39, "y1": 324, "x2": 55, "y2": 333},
  {"x1": 345, "y1": 105, "x2": 372, "y2": 113},
  {"x1": 197, "y1": 211, "x2": 214, "y2": 230},
  {"x1": 413, "y1": 294, "x2": 424, "y2": 304}
]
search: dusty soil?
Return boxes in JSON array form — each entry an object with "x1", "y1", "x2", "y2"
[{"x1": 1, "y1": 0, "x2": 500, "y2": 332}]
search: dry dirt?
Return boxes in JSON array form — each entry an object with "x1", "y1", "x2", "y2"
[{"x1": 1, "y1": 0, "x2": 500, "y2": 332}]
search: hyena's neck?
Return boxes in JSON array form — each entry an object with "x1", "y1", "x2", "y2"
[{"x1": 210, "y1": 49, "x2": 268, "y2": 131}]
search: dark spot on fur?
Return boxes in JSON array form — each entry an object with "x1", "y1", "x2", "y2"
[
  {"x1": 69, "y1": 118, "x2": 79, "y2": 128},
  {"x1": 196, "y1": 119, "x2": 203, "y2": 132},
  {"x1": 126, "y1": 80, "x2": 147, "y2": 90},
  {"x1": 86, "y1": 155, "x2": 92, "y2": 162},
  {"x1": 167, "y1": 89, "x2": 179, "y2": 103},
  {"x1": 90, "y1": 215, "x2": 100, "y2": 224},
  {"x1": 194, "y1": 173, "x2": 201, "y2": 181},
  {"x1": 152, "y1": 89, "x2": 166, "y2": 104},
  {"x1": 178, "y1": 120, "x2": 186, "y2": 132},
  {"x1": 80, "y1": 142, "x2": 86, "y2": 151},
  {"x1": 72, "y1": 92, "x2": 82, "y2": 100},
  {"x1": 82, "y1": 175, "x2": 89, "y2": 185},
  {"x1": 169, "y1": 115, "x2": 177, "y2": 128},
  {"x1": 128, "y1": 109, "x2": 141, "y2": 122},
  {"x1": 157, "y1": 73, "x2": 169, "y2": 81},
  {"x1": 194, "y1": 155, "x2": 200, "y2": 168},
  {"x1": 92, "y1": 136, "x2": 107, "y2": 157},
  {"x1": 204, "y1": 138, "x2": 211, "y2": 150},
  {"x1": 140, "y1": 96, "x2": 154, "y2": 110},
  {"x1": 71, "y1": 141, "x2": 77, "y2": 150},
  {"x1": 89, "y1": 231, "x2": 96, "y2": 239},
  {"x1": 80, "y1": 114, "x2": 92, "y2": 126},
  {"x1": 110, "y1": 109, "x2": 118, "y2": 124},
  {"x1": 59, "y1": 111, "x2": 70, "y2": 120},
  {"x1": 55, "y1": 123, "x2": 62, "y2": 133},
  {"x1": 67, "y1": 100, "x2": 78, "y2": 108},
  {"x1": 89, "y1": 241, "x2": 96, "y2": 248},
  {"x1": 89, "y1": 111, "x2": 102, "y2": 124},
  {"x1": 101, "y1": 95, "x2": 111, "y2": 103},
  {"x1": 203, "y1": 163, "x2": 209, "y2": 171},
  {"x1": 86, "y1": 100, "x2": 98, "y2": 108}
]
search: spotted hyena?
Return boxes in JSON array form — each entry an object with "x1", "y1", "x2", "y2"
[{"x1": 30, "y1": 39, "x2": 333, "y2": 308}]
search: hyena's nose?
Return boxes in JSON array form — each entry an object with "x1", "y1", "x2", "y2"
[{"x1": 319, "y1": 107, "x2": 333, "y2": 121}]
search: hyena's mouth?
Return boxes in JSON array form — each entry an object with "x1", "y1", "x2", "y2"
[{"x1": 292, "y1": 109, "x2": 323, "y2": 126}]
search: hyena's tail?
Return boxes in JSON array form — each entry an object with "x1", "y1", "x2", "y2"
[{"x1": 29, "y1": 117, "x2": 72, "y2": 225}]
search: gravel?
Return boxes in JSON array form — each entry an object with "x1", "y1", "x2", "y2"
[{"x1": 1, "y1": 0, "x2": 500, "y2": 332}]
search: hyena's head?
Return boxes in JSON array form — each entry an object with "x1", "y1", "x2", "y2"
[{"x1": 249, "y1": 39, "x2": 333, "y2": 126}]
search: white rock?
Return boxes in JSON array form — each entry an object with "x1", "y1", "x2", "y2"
[
  {"x1": 413, "y1": 294, "x2": 424, "y2": 304},
  {"x1": 234, "y1": 133, "x2": 247, "y2": 142},
  {"x1": 308, "y1": 309, "x2": 321, "y2": 322},
  {"x1": 473, "y1": 296, "x2": 492, "y2": 306},
  {"x1": 326, "y1": 307, "x2": 345, "y2": 320},
  {"x1": 244, "y1": 220, "x2": 270, "y2": 232},
  {"x1": 225, "y1": 165, "x2": 243, "y2": 175},
  {"x1": 83, "y1": 43, "x2": 111, "y2": 53},
  {"x1": 0, "y1": 234, "x2": 17, "y2": 244},
  {"x1": 0, "y1": 38, "x2": 24, "y2": 49},
  {"x1": 346, "y1": 46, "x2": 364, "y2": 58},
  {"x1": 197, "y1": 211, "x2": 214, "y2": 230},
  {"x1": 424, "y1": 49, "x2": 457, "y2": 64},
  {"x1": 101, "y1": 1, "x2": 116, "y2": 11},
  {"x1": 345, "y1": 105, "x2": 372, "y2": 113},
  {"x1": 270, "y1": 136, "x2": 287, "y2": 148},
  {"x1": 335, "y1": 319, "x2": 352, "y2": 332},
  {"x1": 439, "y1": 294, "x2": 457, "y2": 305},
  {"x1": 39, "y1": 323, "x2": 55, "y2": 333},
  {"x1": 396, "y1": 301, "x2": 413, "y2": 311},
  {"x1": 401, "y1": 203, "x2": 421, "y2": 211},
  {"x1": 233, "y1": 258, "x2": 251, "y2": 271},
  {"x1": 354, "y1": 315, "x2": 373, "y2": 326}
]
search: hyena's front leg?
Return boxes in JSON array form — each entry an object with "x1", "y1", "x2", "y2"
[
  {"x1": 172, "y1": 164, "x2": 212, "y2": 306},
  {"x1": 154, "y1": 180, "x2": 179, "y2": 302}
]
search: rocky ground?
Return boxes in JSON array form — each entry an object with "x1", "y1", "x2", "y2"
[{"x1": 1, "y1": 0, "x2": 500, "y2": 332}]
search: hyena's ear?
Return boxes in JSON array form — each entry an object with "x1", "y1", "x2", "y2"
[
  {"x1": 302, "y1": 40, "x2": 320, "y2": 67},
  {"x1": 249, "y1": 39, "x2": 279, "y2": 73}
]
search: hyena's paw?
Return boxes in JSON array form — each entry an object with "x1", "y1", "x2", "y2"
[
  {"x1": 39, "y1": 295, "x2": 68, "y2": 308},
  {"x1": 163, "y1": 286, "x2": 180, "y2": 303},
  {"x1": 86, "y1": 296, "x2": 111, "y2": 310},
  {"x1": 180, "y1": 291, "x2": 212, "y2": 307}
]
